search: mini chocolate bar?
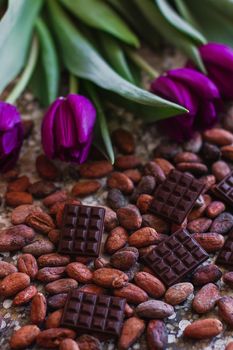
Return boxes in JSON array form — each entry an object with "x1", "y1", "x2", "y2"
[
  {"x1": 150, "y1": 169, "x2": 205, "y2": 224},
  {"x1": 142, "y1": 228, "x2": 209, "y2": 287},
  {"x1": 58, "y1": 204, "x2": 105, "y2": 257},
  {"x1": 214, "y1": 171, "x2": 233, "y2": 206},
  {"x1": 61, "y1": 290, "x2": 126, "y2": 337}
]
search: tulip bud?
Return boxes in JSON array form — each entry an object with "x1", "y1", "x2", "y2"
[
  {"x1": 151, "y1": 68, "x2": 220, "y2": 142},
  {"x1": 199, "y1": 43, "x2": 233, "y2": 100},
  {"x1": 41, "y1": 94, "x2": 96, "y2": 164},
  {"x1": 0, "y1": 102, "x2": 23, "y2": 172}
]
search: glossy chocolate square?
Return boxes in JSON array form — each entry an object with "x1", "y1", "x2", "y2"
[
  {"x1": 150, "y1": 170, "x2": 205, "y2": 224},
  {"x1": 61, "y1": 290, "x2": 126, "y2": 337},
  {"x1": 58, "y1": 204, "x2": 105, "y2": 257},
  {"x1": 142, "y1": 228, "x2": 208, "y2": 287},
  {"x1": 214, "y1": 171, "x2": 233, "y2": 206}
]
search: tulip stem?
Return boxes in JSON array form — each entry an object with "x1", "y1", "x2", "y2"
[
  {"x1": 69, "y1": 74, "x2": 78, "y2": 94},
  {"x1": 126, "y1": 49, "x2": 160, "y2": 79},
  {"x1": 6, "y1": 35, "x2": 39, "y2": 104}
]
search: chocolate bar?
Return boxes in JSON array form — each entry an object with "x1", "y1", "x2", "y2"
[
  {"x1": 214, "y1": 171, "x2": 233, "y2": 206},
  {"x1": 61, "y1": 290, "x2": 126, "y2": 337},
  {"x1": 216, "y1": 230, "x2": 233, "y2": 267},
  {"x1": 58, "y1": 204, "x2": 105, "y2": 257},
  {"x1": 142, "y1": 228, "x2": 208, "y2": 287},
  {"x1": 150, "y1": 169, "x2": 205, "y2": 224}
]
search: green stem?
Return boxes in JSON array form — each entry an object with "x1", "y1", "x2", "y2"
[
  {"x1": 126, "y1": 49, "x2": 159, "y2": 79},
  {"x1": 6, "y1": 35, "x2": 39, "y2": 104},
  {"x1": 69, "y1": 74, "x2": 78, "y2": 94}
]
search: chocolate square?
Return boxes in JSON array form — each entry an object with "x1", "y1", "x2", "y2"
[
  {"x1": 58, "y1": 204, "x2": 105, "y2": 257},
  {"x1": 214, "y1": 171, "x2": 233, "y2": 206},
  {"x1": 216, "y1": 230, "x2": 233, "y2": 267},
  {"x1": 61, "y1": 290, "x2": 126, "y2": 337},
  {"x1": 142, "y1": 228, "x2": 208, "y2": 287},
  {"x1": 150, "y1": 170, "x2": 205, "y2": 224}
]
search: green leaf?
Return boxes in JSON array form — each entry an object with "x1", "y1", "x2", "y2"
[
  {"x1": 34, "y1": 17, "x2": 59, "y2": 105},
  {"x1": 0, "y1": 0, "x2": 43, "y2": 94},
  {"x1": 181, "y1": 0, "x2": 233, "y2": 47},
  {"x1": 84, "y1": 81, "x2": 115, "y2": 164},
  {"x1": 59, "y1": 0, "x2": 139, "y2": 48},
  {"x1": 155, "y1": 0, "x2": 206, "y2": 45},
  {"x1": 98, "y1": 33, "x2": 135, "y2": 83},
  {"x1": 205, "y1": 0, "x2": 233, "y2": 20},
  {"x1": 174, "y1": 0, "x2": 200, "y2": 28},
  {"x1": 30, "y1": 60, "x2": 48, "y2": 106},
  {"x1": 47, "y1": 0, "x2": 186, "y2": 120},
  {"x1": 108, "y1": 0, "x2": 162, "y2": 49},
  {"x1": 133, "y1": 0, "x2": 206, "y2": 73}
]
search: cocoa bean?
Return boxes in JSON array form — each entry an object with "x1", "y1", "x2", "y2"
[
  {"x1": 112, "y1": 128, "x2": 135, "y2": 154},
  {"x1": 36, "y1": 328, "x2": 76, "y2": 348},
  {"x1": 135, "y1": 300, "x2": 174, "y2": 319},
  {"x1": 184, "y1": 318, "x2": 223, "y2": 339},
  {"x1": 165, "y1": 282, "x2": 194, "y2": 306},
  {"x1": 117, "y1": 205, "x2": 142, "y2": 230},
  {"x1": 192, "y1": 283, "x2": 220, "y2": 313},
  {"x1": 192, "y1": 264, "x2": 222, "y2": 286},
  {"x1": 147, "y1": 320, "x2": 168, "y2": 350},
  {"x1": 72, "y1": 180, "x2": 101, "y2": 197},
  {"x1": 28, "y1": 180, "x2": 57, "y2": 198},
  {"x1": 30, "y1": 292, "x2": 47, "y2": 325},
  {"x1": 118, "y1": 317, "x2": 145, "y2": 350},
  {"x1": 10, "y1": 325, "x2": 40, "y2": 350},
  {"x1": 114, "y1": 283, "x2": 148, "y2": 304},
  {"x1": 45, "y1": 278, "x2": 78, "y2": 295},
  {"x1": 79, "y1": 160, "x2": 113, "y2": 178}
]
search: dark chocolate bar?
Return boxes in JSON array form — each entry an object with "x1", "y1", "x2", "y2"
[
  {"x1": 58, "y1": 204, "x2": 105, "y2": 257},
  {"x1": 142, "y1": 228, "x2": 209, "y2": 287},
  {"x1": 216, "y1": 230, "x2": 233, "y2": 267},
  {"x1": 61, "y1": 290, "x2": 126, "y2": 337},
  {"x1": 214, "y1": 171, "x2": 233, "y2": 206},
  {"x1": 150, "y1": 169, "x2": 205, "y2": 224}
]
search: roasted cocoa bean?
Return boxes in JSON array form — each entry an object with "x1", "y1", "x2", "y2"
[
  {"x1": 210, "y1": 212, "x2": 233, "y2": 234},
  {"x1": 17, "y1": 254, "x2": 38, "y2": 279},
  {"x1": 107, "y1": 189, "x2": 127, "y2": 210},
  {"x1": 72, "y1": 180, "x2": 101, "y2": 197},
  {"x1": 117, "y1": 205, "x2": 142, "y2": 230},
  {"x1": 192, "y1": 264, "x2": 222, "y2": 286},
  {"x1": 28, "y1": 181, "x2": 57, "y2": 198},
  {"x1": 22, "y1": 238, "x2": 55, "y2": 257},
  {"x1": 112, "y1": 128, "x2": 135, "y2": 154}
]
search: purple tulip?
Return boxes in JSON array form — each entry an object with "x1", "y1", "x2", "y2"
[
  {"x1": 42, "y1": 94, "x2": 96, "y2": 164},
  {"x1": 0, "y1": 102, "x2": 23, "y2": 172},
  {"x1": 151, "y1": 68, "x2": 220, "y2": 142},
  {"x1": 199, "y1": 42, "x2": 233, "y2": 100}
]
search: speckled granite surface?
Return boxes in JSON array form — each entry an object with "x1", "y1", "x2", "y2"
[{"x1": 0, "y1": 47, "x2": 233, "y2": 350}]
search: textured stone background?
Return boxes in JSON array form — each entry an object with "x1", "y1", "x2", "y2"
[{"x1": 0, "y1": 47, "x2": 232, "y2": 349}]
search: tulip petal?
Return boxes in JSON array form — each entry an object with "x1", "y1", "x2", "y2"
[
  {"x1": 151, "y1": 76, "x2": 198, "y2": 115},
  {"x1": 0, "y1": 127, "x2": 19, "y2": 154},
  {"x1": 42, "y1": 98, "x2": 63, "y2": 158},
  {"x1": 151, "y1": 75, "x2": 199, "y2": 142},
  {"x1": 200, "y1": 43, "x2": 233, "y2": 71},
  {"x1": 67, "y1": 94, "x2": 96, "y2": 144},
  {"x1": 0, "y1": 102, "x2": 21, "y2": 131},
  {"x1": 168, "y1": 68, "x2": 219, "y2": 99},
  {"x1": 79, "y1": 137, "x2": 93, "y2": 164},
  {"x1": 204, "y1": 63, "x2": 233, "y2": 100},
  {"x1": 55, "y1": 99, "x2": 77, "y2": 151},
  {"x1": 197, "y1": 101, "x2": 218, "y2": 130}
]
